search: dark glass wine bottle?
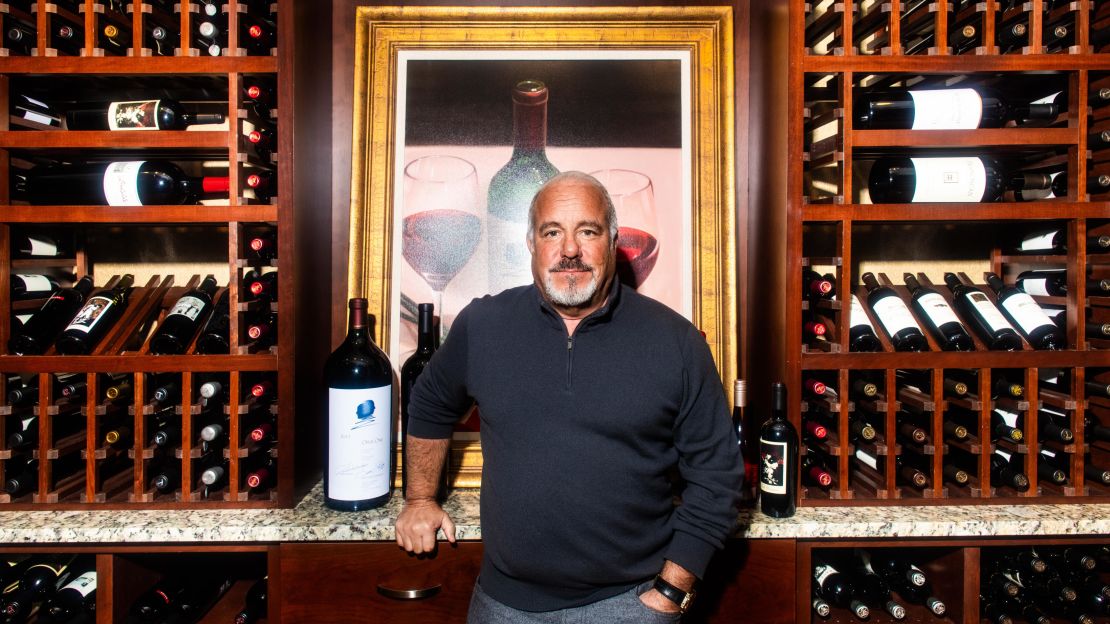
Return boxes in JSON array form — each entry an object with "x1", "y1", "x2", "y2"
[
  {"x1": 991, "y1": 449, "x2": 1030, "y2": 492},
  {"x1": 803, "y1": 269, "x2": 835, "y2": 300},
  {"x1": 759, "y1": 382, "x2": 797, "y2": 518},
  {"x1": 868, "y1": 156, "x2": 1028, "y2": 203},
  {"x1": 0, "y1": 554, "x2": 78, "y2": 622},
  {"x1": 55, "y1": 274, "x2": 135, "y2": 355},
  {"x1": 240, "y1": 13, "x2": 275, "y2": 53},
  {"x1": 1037, "y1": 449, "x2": 1069, "y2": 485},
  {"x1": 234, "y1": 577, "x2": 268, "y2": 624},
  {"x1": 194, "y1": 290, "x2": 230, "y2": 354},
  {"x1": 852, "y1": 551, "x2": 906, "y2": 619},
  {"x1": 943, "y1": 273, "x2": 1023, "y2": 350},
  {"x1": 487, "y1": 80, "x2": 559, "y2": 295},
  {"x1": 246, "y1": 233, "x2": 276, "y2": 260},
  {"x1": 149, "y1": 275, "x2": 219, "y2": 354},
  {"x1": 244, "y1": 270, "x2": 278, "y2": 302},
  {"x1": 10, "y1": 274, "x2": 59, "y2": 301},
  {"x1": 18, "y1": 161, "x2": 229, "y2": 206},
  {"x1": 65, "y1": 98, "x2": 224, "y2": 131},
  {"x1": 861, "y1": 272, "x2": 927, "y2": 351},
  {"x1": 1023, "y1": 408, "x2": 1074, "y2": 443},
  {"x1": 246, "y1": 121, "x2": 277, "y2": 157},
  {"x1": 981, "y1": 596, "x2": 1015, "y2": 624},
  {"x1": 323, "y1": 298, "x2": 394, "y2": 511},
  {"x1": 42, "y1": 558, "x2": 96, "y2": 622},
  {"x1": 992, "y1": 409, "x2": 1025, "y2": 443},
  {"x1": 1017, "y1": 269, "x2": 1067, "y2": 297},
  {"x1": 855, "y1": 87, "x2": 1057, "y2": 129},
  {"x1": 401, "y1": 303, "x2": 447, "y2": 503},
  {"x1": 9, "y1": 275, "x2": 93, "y2": 355},
  {"x1": 12, "y1": 232, "x2": 62, "y2": 258},
  {"x1": 986, "y1": 272, "x2": 1064, "y2": 350},
  {"x1": 245, "y1": 312, "x2": 277, "y2": 349},
  {"x1": 246, "y1": 171, "x2": 276, "y2": 202},
  {"x1": 847, "y1": 295, "x2": 882, "y2": 352},
  {"x1": 903, "y1": 273, "x2": 974, "y2": 351},
  {"x1": 813, "y1": 559, "x2": 869, "y2": 619}
]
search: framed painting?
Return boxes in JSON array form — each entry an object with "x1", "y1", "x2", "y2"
[{"x1": 349, "y1": 6, "x2": 736, "y2": 487}]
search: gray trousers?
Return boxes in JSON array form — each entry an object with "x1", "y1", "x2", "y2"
[{"x1": 467, "y1": 579, "x2": 683, "y2": 624}]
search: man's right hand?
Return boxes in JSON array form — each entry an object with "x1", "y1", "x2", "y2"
[{"x1": 395, "y1": 499, "x2": 457, "y2": 554}]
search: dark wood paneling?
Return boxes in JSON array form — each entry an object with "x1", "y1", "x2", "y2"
[
  {"x1": 690, "y1": 539, "x2": 797, "y2": 624},
  {"x1": 278, "y1": 541, "x2": 483, "y2": 624}
]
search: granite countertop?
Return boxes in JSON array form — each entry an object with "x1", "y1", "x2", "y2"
[{"x1": 0, "y1": 484, "x2": 1108, "y2": 544}]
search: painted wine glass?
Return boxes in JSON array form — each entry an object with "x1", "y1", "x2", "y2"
[
  {"x1": 401, "y1": 155, "x2": 482, "y2": 338},
  {"x1": 589, "y1": 169, "x2": 660, "y2": 288}
]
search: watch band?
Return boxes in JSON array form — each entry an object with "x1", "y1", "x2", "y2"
[{"x1": 653, "y1": 575, "x2": 696, "y2": 613}]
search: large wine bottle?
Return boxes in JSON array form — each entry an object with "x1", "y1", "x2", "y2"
[
  {"x1": 855, "y1": 87, "x2": 1057, "y2": 129},
  {"x1": 10, "y1": 274, "x2": 59, "y2": 301},
  {"x1": 943, "y1": 273, "x2": 1023, "y2": 350},
  {"x1": 234, "y1": 577, "x2": 268, "y2": 624},
  {"x1": 17, "y1": 161, "x2": 229, "y2": 205},
  {"x1": 861, "y1": 272, "x2": 928, "y2": 351},
  {"x1": 1016, "y1": 269, "x2": 1067, "y2": 297},
  {"x1": 903, "y1": 273, "x2": 973, "y2": 351},
  {"x1": 868, "y1": 157, "x2": 1049, "y2": 203},
  {"x1": 847, "y1": 294, "x2": 882, "y2": 352},
  {"x1": 149, "y1": 275, "x2": 219, "y2": 355},
  {"x1": 400, "y1": 303, "x2": 447, "y2": 503},
  {"x1": 42, "y1": 558, "x2": 96, "y2": 622},
  {"x1": 0, "y1": 554, "x2": 77, "y2": 622},
  {"x1": 9, "y1": 275, "x2": 93, "y2": 355},
  {"x1": 194, "y1": 290, "x2": 230, "y2": 354},
  {"x1": 486, "y1": 80, "x2": 559, "y2": 295},
  {"x1": 65, "y1": 99, "x2": 224, "y2": 130},
  {"x1": 985, "y1": 273, "x2": 1064, "y2": 350},
  {"x1": 813, "y1": 558, "x2": 869, "y2": 619},
  {"x1": 759, "y1": 382, "x2": 797, "y2": 518},
  {"x1": 55, "y1": 275, "x2": 135, "y2": 355},
  {"x1": 323, "y1": 298, "x2": 393, "y2": 511}
]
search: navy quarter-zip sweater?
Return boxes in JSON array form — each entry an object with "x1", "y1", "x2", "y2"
[{"x1": 407, "y1": 280, "x2": 743, "y2": 612}]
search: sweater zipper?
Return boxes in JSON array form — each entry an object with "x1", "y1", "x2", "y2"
[{"x1": 566, "y1": 336, "x2": 574, "y2": 390}]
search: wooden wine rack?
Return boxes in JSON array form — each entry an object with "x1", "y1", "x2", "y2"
[
  {"x1": 0, "y1": 0, "x2": 293, "y2": 509},
  {"x1": 788, "y1": 0, "x2": 1110, "y2": 505}
]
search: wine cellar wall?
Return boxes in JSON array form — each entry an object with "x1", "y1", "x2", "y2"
[
  {"x1": 0, "y1": 0, "x2": 293, "y2": 509},
  {"x1": 788, "y1": 0, "x2": 1110, "y2": 505}
]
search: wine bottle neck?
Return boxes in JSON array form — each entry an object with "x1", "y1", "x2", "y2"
[
  {"x1": 512, "y1": 89, "x2": 549, "y2": 154},
  {"x1": 182, "y1": 112, "x2": 225, "y2": 126}
]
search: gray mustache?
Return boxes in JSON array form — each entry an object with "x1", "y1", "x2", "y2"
[{"x1": 550, "y1": 259, "x2": 593, "y2": 272}]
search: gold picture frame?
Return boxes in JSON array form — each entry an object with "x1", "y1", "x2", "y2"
[{"x1": 348, "y1": 6, "x2": 736, "y2": 488}]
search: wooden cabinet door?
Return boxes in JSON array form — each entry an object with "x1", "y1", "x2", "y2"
[{"x1": 278, "y1": 541, "x2": 482, "y2": 623}]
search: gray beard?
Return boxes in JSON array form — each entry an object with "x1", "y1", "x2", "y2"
[{"x1": 543, "y1": 270, "x2": 599, "y2": 307}]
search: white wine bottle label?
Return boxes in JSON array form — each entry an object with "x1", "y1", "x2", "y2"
[
  {"x1": 1021, "y1": 278, "x2": 1050, "y2": 297},
  {"x1": 871, "y1": 296, "x2": 921, "y2": 337},
  {"x1": 910, "y1": 157, "x2": 987, "y2": 203},
  {"x1": 1041, "y1": 448, "x2": 1058, "y2": 459},
  {"x1": 108, "y1": 100, "x2": 161, "y2": 130},
  {"x1": 65, "y1": 296, "x2": 115, "y2": 334},
  {"x1": 909, "y1": 88, "x2": 983, "y2": 129},
  {"x1": 995, "y1": 448, "x2": 1013, "y2": 463},
  {"x1": 849, "y1": 295, "x2": 876, "y2": 330},
  {"x1": 60, "y1": 571, "x2": 96, "y2": 597},
  {"x1": 486, "y1": 213, "x2": 532, "y2": 295},
  {"x1": 25, "y1": 236, "x2": 57, "y2": 257},
  {"x1": 855, "y1": 448, "x2": 879, "y2": 470},
  {"x1": 1000, "y1": 293, "x2": 1056, "y2": 334},
  {"x1": 965, "y1": 292, "x2": 1015, "y2": 332},
  {"x1": 814, "y1": 564, "x2": 836, "y2": 587},
  {"x1": 996, "y1": 410, "x2": 1019, "y2": 428},
  {"x1": 167, "y1": 295, "x2": 206, "y2": 321},
  {"x1": 916, "y1": 292, "x2": 962, "y2": 328},
  {"x1": 328, "y1": 385, "x2": 392, "y2": 502},
  {"x1": 15, "y1": 274, "x2": 52, "y2": 292},
  {"x1": 1020, "y1": 230, "x2": 1058, "y2": 252},
  {"x1": 758, "y1": 438, "x2": 789, "y2": 495},
  {"x1": 102, "y1": 161, "x2": 145, "y2": 206}
]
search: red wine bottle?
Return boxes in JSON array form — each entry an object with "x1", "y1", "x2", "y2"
[
  {"x1": 855, "y1": 87, "x2": 1057, "y2": 130},
  {"x1": 149, "y1": 460, "x2": 181, "y2": 493},
  {"x1": 847, "y1": 295, "x2": 882, "y2": 352},
  {"x1": 861, "y1": 272, "x2": 928, "y2": 351},
  {"x1": 9, "y1": 275, "x2": 93, "y2": 355},
  {"x1": 245, "y1": 458, "x2": 276, "y2": 491},
  {"x1": 65, "y1": 98, "x2": 224, "y2": 130},
  {"x1": 943, "y1": 273, "x2": 1023, "y2": 350},
  {"x1": 245, "y1": 312, "x2": 277, "y2": 349},
  {"x1": 992, "y1": 409, "x2": 1025, "y2": 443},
  {"x1": 1037, "y1": 449, "x2": 1069, "y2": 485},
  {"x1": 0, "y1": 554, "x2": 77, "y2": 622},
  {"x1": 903, "y1": 273, "x2": 973, "y2": 351},
  {"x1": 487, "y1": 80, "x2": 559, "y2": 294},
  {"x1": 759, "y1": 382, "x2": 797, "y2": 518},
  {"x1": 1023, "y1": 408, "x2": 1074, "y2": 443},
  {"x1": 194, "y1": 290, "x2": 230, "y2": 354},
  {"x1": 10, "y1": 274, "x2": 59, "y2": 301},
  {"x1": 5, "y1": 22, "x2": 36, "y2": 56},
  {"x1": 803, "y1": 269, "x2": 835, "y2": 300},
  {"x1": 323, "y1": 298, "x2": 393, "y2": 511},
  {"x1": 129, "y1": 574, "x2": 232, "y2": 622},
  {"x1": 12, "y1": 233, "x2": 62, "y2": 258},
  {"x1": 246, "y1": 121, "x2": 276, "y2": 157},
  {"x1": 240, "y1": 13, "x2": 275, "y2": 53},
  {"x1": 244, "y1": 270, "x2": 278, "y2": 302},
  {"x1": 55, "y1": 274, "x2": 135, "y2": 355},
  {"x1": 246, "y1": 232, "x2": 276, "y2": 260},
  {"x1": 42, "y1": 558, "x2": 96, "y2": 622},
  {"x1": 148, "y1": 275, "x2": 219, "y2": 355},
  {"x1": 244, "y1": 81, "x2": 275, "y2": 112},
  {"x1": 150, "y1": 419, "x2": 181, "y2": 449},
  {"x1": 18, "y1": 161, "x2": 229, "y2": 206},
  {"x1": 1016, "y1": 269, "x2": 1067, "y2": 297},
  {"x1": 991, "y1": 449, "x2": 1030, "y2": 492},
  {"x1": 868, "y1": 157, "x2": 1026, "y2": 203},
  {"x1": 985, "y1": 272, "x2": 1064, "y2": 350},
  {"x1": 246, "y1": 172, "x2": 276, "y2": 202},
  {"x1": 234, "y1": 577, "x2": 268, "y2": 624},
  {"x1": 813, "y1": 558, "x2": 869, "y2": 619},
  {"x1": 851, "y1": 552, "x2": 906, "y2": 619},
  {"x1": 401, "y1": 303, "x2": 447, "y2": 503}
]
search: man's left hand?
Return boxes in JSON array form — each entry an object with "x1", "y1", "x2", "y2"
[{"x1": 639, "y1": 588, "x2": 683, "y2": 614}]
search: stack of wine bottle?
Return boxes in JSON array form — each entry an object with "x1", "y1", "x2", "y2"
[
  {"x1": 0, "y1": 0, "x2": 277, "y2": 57},
  {"x1": 806, "y1": 0, "x2": 1096, "y2": 57},
  {"x1": 812, "y1": 549, "x2": 948, "y2": 621},
  {"x1": 981, "y1": 545, "x2": 1110, "y2": 624}
]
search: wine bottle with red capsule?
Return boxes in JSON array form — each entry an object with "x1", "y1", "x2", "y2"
[
  {"x1": 244, "y1": 270, "x2": 278, "y2": 302},
  {"x1": 243, "y1": 80, "x2": 276, "y2": 116},
  {"x1": 246, "y1": 232, "x2": 276, "y2": 261},
  {"x1": 245, "y1": 312, "x2": 277, "y2": 349},
  {"x1": 245, "y1": 171, "x2": 276, "y2": 202},
  {"x1": 240, "y1": 13, "x2": 276, "y2": 54},
  {"x1": 245, "y1": 122, "x2": 276, "y2": 159}
]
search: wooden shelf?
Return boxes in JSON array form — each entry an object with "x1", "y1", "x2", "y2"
[
  {"x1": 853, "y1": 128, "x2": 1079, "y2": 148},
  {"x1": 0, "y1": 205, "x2": 277, "y2": 223},
  {"x1": 0, "y1": 130, "x2": 230, "y2": 149},
  {"x1": 0, "y1": 56, "x2": 277, "y2": 74},
  {"x1": 802, "y1": 202, "x2": 1109, "y2": 222}
]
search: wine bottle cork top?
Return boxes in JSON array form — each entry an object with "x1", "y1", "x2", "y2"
[{"x1": 513, "y1": 80, "x2": 548, "y2": 104}]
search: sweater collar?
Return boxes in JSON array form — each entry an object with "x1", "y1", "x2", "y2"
[{"x1": 534, "y1": 276, "x2": 622, "y2": 333}]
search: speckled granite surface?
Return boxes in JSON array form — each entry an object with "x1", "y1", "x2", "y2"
[{"x1": 0, "y1": 483, "x2": 1107, "y2": 543}]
